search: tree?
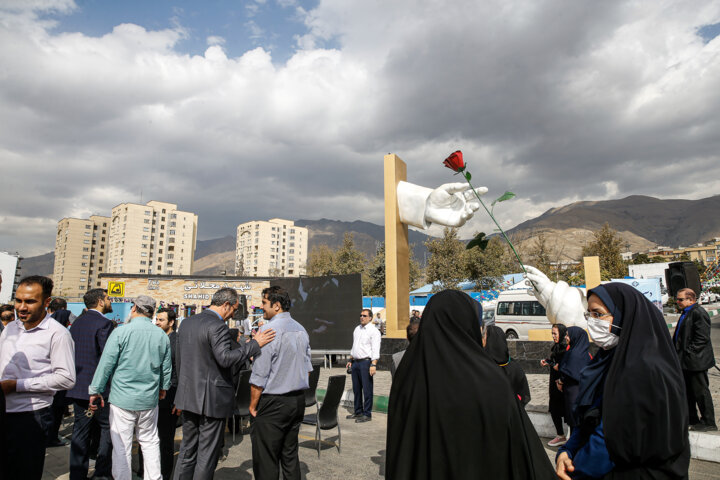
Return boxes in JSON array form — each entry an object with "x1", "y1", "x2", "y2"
[
  {"x1": 425, "y1": 227, "x2": 467, "y2": 292},
  {"x1": 581, "y1": 223, "x2": 627, "y2": 280},
  {"x1": 466, "y1": 236, "x2": 513, "y2": 289},
  {"x1": 632, "y1": 253, "x2": 650, "y2": 264},
  {"x1": 306, "y1": 244, "x2": 336, "y2": 276},
  {"x1": 526, "y1": 231, "x2": 555, "y2": 274},
  {"x1": 366, "y1": 242, "x2": 425, "y2": 296},
  {"x1": 333, "y1": 233, "x2": 367, "y2": 275}
]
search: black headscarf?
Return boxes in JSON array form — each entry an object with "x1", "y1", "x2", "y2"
[
  {"x1": 578, "y1": 283, "x2": 689, "y2": 477},
  {"x1": 484, "y1": 325, "x2": 531, "y2": 406},
  {"x1": 550, "y1": 323, "x2": 568, "y2": 362},
  {"x1": 386, "y1": 290, "x2": 554, "y2": 480},
  {"x1": 559, "y1": 326, "x2": 590, "y2": 383}
]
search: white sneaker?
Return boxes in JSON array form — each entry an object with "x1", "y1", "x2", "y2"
[{"x1": 548, "y1": 435, "x2": 567, "y2": 447}]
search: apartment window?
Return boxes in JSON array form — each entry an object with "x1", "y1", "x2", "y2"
[
  {"x1": 290, "y1": 235, "x2": 295, "y2": 240},
  {"x1": 144, "y1": 219, "x2": 150, "y2": 224},
  {"x1": 84, "y1": 240, "x2": 90, "y2": 244},
  {"x1": 99, "y1": 252, "x2": 104, "y2": 256},
  {"x1": 167, "y1": 270, "x2": 173, "y2": 275},
  {"x1": 159, "y1": 233, "x2": 163, "y2": 238},
  {"x1": 161, "y1": 225, "x2": 165, "y2": 230},
  {"x1": 289, "y1": 256, "x2": 294, "y2": 261},
  {"x1": 84, "y1": 232, "x2": 90, "y2": 236},
  {"x1": 159, "y1": 241, "x2": 164, "y2": 246},
  {"x1": 141, "y1": 252, "x2": 148, "y2": 257},
  {"x1": 289, "y1": 249, "x2": 295, "y2": 254},
  {"x1": 140, "y1": 269, "x2": 146, "y2": 273},
  {"x1": 145, "y1": 210, "x2": 151, "y2": 215},
  {"x1": 168, "y1": 246, "x2": 174, "y2": 251},
  {"x1": 140, "y1": 260, "x2": 147, "y2": 265},
  {"x1": 81, "y1": 263, "x2": 87, "y2": 268},
  {"x1": 271, "y1": 234, "x2": 276, "y2": 238},
  {"x1": 169, "y1": 230, "x2": 175, "y2": 235},
  {"x1": 167, "y1": 254, "x2": 174, "y2": 259},
  {"x1": 82, "y1": 255, "x2": 89, "y2": 259},
  {"x1": 289, "y1": 242, "x2": 295, "y2": 247},
  {"x1": 142, "y1": 235, "x2": 148, "y2": 240},
  {"x1": 170, "y1": 214, "x2": 177, "y2": 219},
  {"x1": 170, "y1": 222, "x2": 176, "y2": 227},
  {"x1": 85, "y1": 224, "x2": 91, "y2": 229},
  {"x1": 290, "y1": 229, "x2": 295, "y2": 233},
  {"x1": 289, "y1": 263, "x2": 294, "y2": 267},
  {"x1": 159, "y1": 249, "x2": 163, "y2": 254},
  {"x1": 167, "y1": 262, "x2": 173, "y2": 267},
  {"x1": 169, "y1": 238, "x2": 174, "y2": 243},
  {"x1": 143, "y1": 227, "x2": 149, "y2": 232},
  {"x1": 272, "y1": 227, "x2": 276, "y2": 231},
  {"x1": 80, "y1": 278, "x2": 87, "y2": 282},
  {"x1": 270, "y1": 255, "x2": 275, "y2": 259}
]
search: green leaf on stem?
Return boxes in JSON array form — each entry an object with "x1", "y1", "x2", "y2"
[
  {"x1": 464, "y1": 171, "x2": 471, "y2": 181},
  {"x1": 491, "y1": 191, "x2": 515, "y2": 206},
  {"x1": 466, "y1": 232, "x2": 489, "y2": 251}
]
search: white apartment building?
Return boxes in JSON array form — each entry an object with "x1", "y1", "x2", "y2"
[
  {"x1": 236, "y1": 218, "x2": 308, "y2": 277},
  {"x1": 107, "y1": 201, "x2": 198, "y2": 276},
  {"x1": 53, "y1": 215, "x2": 111, "y2": 300}
]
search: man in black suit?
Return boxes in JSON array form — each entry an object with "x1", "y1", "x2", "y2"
[
  {"x1": 173, "y1": 288, "x2": 275, "y2": 480},
  {"x1": 67, "y1": 288, "x2": 115, "y2": 480},
  {"x1": 673, "y1": 288, "x2": 717, "y2": 432}
]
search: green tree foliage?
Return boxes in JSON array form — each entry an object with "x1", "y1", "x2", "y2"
[
  {"x1": 526, "y1": 232, "x2": 555, "y2": 274},
  {"x1": 466, "y1": 236, "x2": 514, "y2": 289},
  {"x1": 581, "y1": 223, "x2": 627, "y2": 280},
  {"x1": 333, "y1": 233, "x2": 367, "y2": 275},
  {"x1": 425, "y1": 227, "x2": 467, "y2": 292},
  {"x1": 306, "y1": 244, "x2": 336, "y2": 276},
  {"x1": 366, "y1": 242, "x2": 424, "y2": 297},
  {"x1": 632, "y1": 253, "x2": 650, "y2": 264}
]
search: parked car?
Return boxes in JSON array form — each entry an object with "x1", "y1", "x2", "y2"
[{"x1": 494, "y1": 289, "x2": 551, "y2": 340}]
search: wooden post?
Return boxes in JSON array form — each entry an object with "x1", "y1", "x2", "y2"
[
  {"x1": 384, "y1": 154, "x2": 410, "y2": 339},
  {"x1": 584, "y1": 256, "x2": 601, "y2": 289}
]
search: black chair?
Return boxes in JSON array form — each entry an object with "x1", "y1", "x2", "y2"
[
  {"x1": 302, "y1": 374, "x2": 346, "y2": 457},
  {"x1": 231, "y1": 369, "x2": 252, "y2": 441},
  {"x1": 304, "y1": 363, "x2": 322, "y2": 408}
]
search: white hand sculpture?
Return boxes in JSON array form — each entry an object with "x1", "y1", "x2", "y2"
[
  {"x1": 525, "y1": 265, "x2": 587, "y2": 328},
  {"x1": 397, "y1": 181, "x2": 486, "y2": 230}
]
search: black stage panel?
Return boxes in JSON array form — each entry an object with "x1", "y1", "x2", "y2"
[{"x1": 274, "y1": 274, "x2": 361, "y2": 351}]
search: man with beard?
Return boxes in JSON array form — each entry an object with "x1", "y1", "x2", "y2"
[
  {"x1": 67, "y1": 288, "x2": 115, "y2": 480},
  {"x1": 0, "y1": 276, "x2": 76, "y2": 479}
]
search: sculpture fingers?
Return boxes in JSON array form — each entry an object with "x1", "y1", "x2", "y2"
[{"x1": 439, "y1": 182, "x2": 472, "y2": 195}]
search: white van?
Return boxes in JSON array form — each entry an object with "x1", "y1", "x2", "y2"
[{"x1": 494, "y1": 289, "x2": 551, "y2": 340}]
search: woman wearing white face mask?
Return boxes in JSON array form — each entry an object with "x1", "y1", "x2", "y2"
[{"x1": 554, "y1": 283, "x2": 690, "y2": 480}]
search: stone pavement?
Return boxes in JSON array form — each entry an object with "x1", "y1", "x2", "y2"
[{"x1": 42, "y1": 396, "x2": 720, "y2": 480}]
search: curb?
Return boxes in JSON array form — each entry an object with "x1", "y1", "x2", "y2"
[
  {"x1": 316, "y1": 390, "x2": 720, "y2": 464},
  {"x1": 526, "y1": 409, "x2": 720, "y2": 464}
]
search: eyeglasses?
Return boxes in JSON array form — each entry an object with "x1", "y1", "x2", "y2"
[
  {"x1": 583, "y1": 311, "x2": 612, "y2": 320},
  {"x1": 360, "y1": 314, "x2": 370, "y2": 318}
]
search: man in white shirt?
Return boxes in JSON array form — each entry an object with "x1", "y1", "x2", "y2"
[
  {"x1": 345, "y1": 308, "x2": 381, "y2": 423},
  {"x1": 0, "y1": 275, "x2": 76, "y2": 480}
]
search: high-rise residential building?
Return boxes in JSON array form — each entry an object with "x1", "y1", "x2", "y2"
[
  {"x1": 53, "y1": 215, "x2": 111, "y2": 299},
  {"x1": 107, "y1": 201, "x2": 198, "y2": 276},
  {"x1": 236, "y1": 219, "x2": 308, "y2": 277}
]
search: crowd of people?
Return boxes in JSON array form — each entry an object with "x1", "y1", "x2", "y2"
[
  {"x1": 0, "y1": 275, "x2": 312, "y2": 480},
  {"x1": 0, "y1": 267, "x2": 717, "y2": 479}
]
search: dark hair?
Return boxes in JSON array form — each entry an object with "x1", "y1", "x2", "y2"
[
  {"x1": 262, "y1": 285, "x2": 291, "y2": 312},
  {"x1": 677, "y1": 288, "x2": 696, "y2": 302},
  {"x1": 18, "y1": 275, "x2": 53, "y2": 300},
  {"x1": 407, "y1": 319, "x2": 420, "y2": 341},
  {"x1": 83, "y1": 288, "x2": 107, "y2": 309},
  {"x1": 362, "y1": 308, "x2": 373, "y2": 318},
  {"x1": 211, "y1": 287, "x2": 239, "y2": 307},
  {"x1": 49, "y1": 297, "x2": 68, "y2": 312},
  {"x1": 157, "y1": 307, "x2": 177, "y2": 329},
  {"x1": 0, "y1": 304, "x2": 14, "y2": 318}
]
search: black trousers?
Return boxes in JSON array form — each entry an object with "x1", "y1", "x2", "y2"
[
  {"x1": 138, "y1": 405, "x2": 178, "y2": 480},
  {"x1": 251, "y1": 391, "x2": 305, "y2": 480},
  {"x1": 1, "y1": 407, "x2": 52, "y2": 480},
  {"x1": 684, "y1": 369, "x2": 716, "y2": 427},
  {"x1": 69, "y1": 399, "x2": 113, "y2": 480},
  {"x1": 173, "y1": 411, "x2": 225, "y2": 480},
  {"x1": 48, "y1": 389, "x2": 68, "y2": 443}
]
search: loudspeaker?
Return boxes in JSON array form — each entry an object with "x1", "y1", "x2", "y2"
[{"x1": 665, "y1": 261, "x2": 701, "y2": 297}]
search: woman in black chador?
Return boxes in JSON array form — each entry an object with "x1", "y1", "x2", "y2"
[
  {"x1": 542, "y1": 322, "x2": 569, "y2": 446},
  {"x1": 555, "y1": 283, "x2": 690, "y2": 479},
  {"x1": 483, "y1": 325, "x2": 531, "y2": 406},
  {"x1": 558, "y1": 326, "x2": 590, "y2": 429},
  {"x1": 386, "y1": 290, "x2": 554, "y2": 480}
]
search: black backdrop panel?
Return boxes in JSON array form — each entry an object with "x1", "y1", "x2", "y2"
[{"x1": 275, "y1": 273, "x2": 362, "y2": 351}]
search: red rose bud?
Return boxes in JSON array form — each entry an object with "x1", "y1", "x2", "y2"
[{"x1": 443, "y1": 150, "x2": 464, "y2": 172}]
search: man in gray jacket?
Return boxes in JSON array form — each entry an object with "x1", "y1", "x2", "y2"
[{"x1": 173, "y1": 288, "x2": 275, "y2": 479}]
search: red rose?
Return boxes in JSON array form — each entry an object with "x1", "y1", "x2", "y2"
[{"x1": 443, "y1": 150, "x2": 464, "y2": 172}]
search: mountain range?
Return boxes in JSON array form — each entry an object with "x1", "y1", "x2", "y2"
[{"x1": 16, "y1": 194, "x2": 720, "y2": 277}]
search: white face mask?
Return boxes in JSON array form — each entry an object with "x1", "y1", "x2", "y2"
[{"x1": 586, "y1": 316, "x2": 620, "y2": 350}]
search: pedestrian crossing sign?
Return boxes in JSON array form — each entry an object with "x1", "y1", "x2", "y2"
[{"x1": 108, "y1": 281, "x2": 125, "y2": 297}]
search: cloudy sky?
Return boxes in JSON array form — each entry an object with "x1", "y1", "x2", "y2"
[{"x1": 1, "y1": 0, "x2": 719, "y2": 257}]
